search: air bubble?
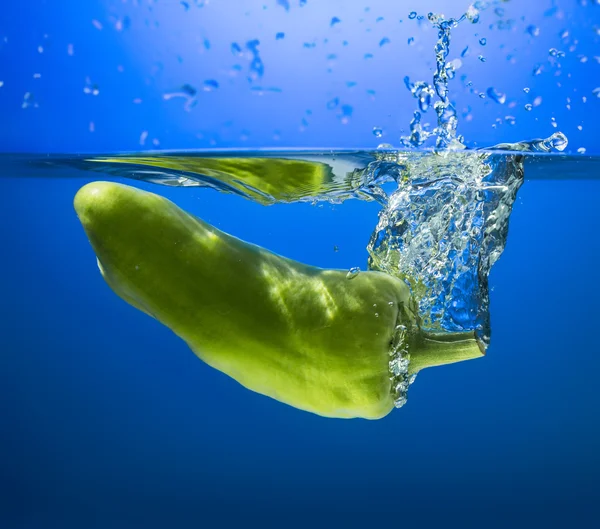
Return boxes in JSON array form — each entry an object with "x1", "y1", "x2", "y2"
[
  {"x1": 478, "y1": 54, "x2": 486, "y2": 62},
  {"x1": 409, "y1": 11, "x2": 417, "y2": 20},
  {"x1": 372, "y1": 127, "x2": 383, "y2": 137},
  {"x1": 346, "y1": 267, "x2": 361, "y2": 280},
  {"x1": 525, "y1": 104, "x2": 533, "y2": 111},
  {"x1": 479, "y1": 37, "x2": 487, "y2": 45}
]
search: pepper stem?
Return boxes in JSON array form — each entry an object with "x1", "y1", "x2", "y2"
[{"x1": 408, "y1": 330, "x2": 485, "y2": 374}]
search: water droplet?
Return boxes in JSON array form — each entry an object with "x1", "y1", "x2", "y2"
[
  {"x1": 372, "y1": 127, "x2": 383, "y2": 137},
  {"x1": 21, "y1": 91, "x2": 38, "y2": 109},
  {"x1": 526, "y1": 25, "x2": 540, "y2": 37},
  {"x1": 83, "y1": 77, "x2": 100, "y2": 96},
  {"x1": 592, "y1": 87, "x2": 600, "y2": 98},
  {"x1": 364, "y1": 53, "x2": 374, "y2": 59},
  {"x1": 466, "y1": 5, "x2": 480, "y2": 23},
  {"x1": 346, "y1": 267, "x2": 361, "y2": 280},
  {"x1": 89, "y1": 121, "x2": 95, "y2": 133},
  {"x1": 461, "y1": 46, "x2": 469, "y2": 57},
  {"x1": 377, "y1": 143, "x2": 393, "y2": 149},
  {"x1": 523, "y1": 87, "x2": 530, "y2": 93},
  {"x1": 374, "y1": 313, "x2": 379, "y2": 318},
  {"x1": 577, "y1": 147, "x2": 586, "y2": 154},
  {"x1": 479, "y1": 37, "x2": 487, "y2": 45},
  {"x1": 139, "y1": 131, "x2": 148, "y2": 145},
  {"x1": 203, "y1": 79, "x2": 219, "y2": 91},
  {"x1": 339, "y1": 104, "x2": 353, "y2": 124},
  {"x1": 163, "y1": 84, "x2": 198, "y2": 111},
  {"x1": 246, "y1": 40, "x2": 265, "y2": 80},
  {"x1": 327, "y1": 97, "x2": 339, "y2": 109},
  {"x1": 478, "y1": 54, "x2": 486, "y2": 62},
  {"x1": 91, "y1": 19, "x2": 103, "y2": 30},
  {"x1": 532, "y1": 64, "x2": 543, "y2": 75},
  {"x1": 525, "y1": 103, "x2": 533, "y2": 111},
  {"x1": 231, "y1": 42, "x2": 242, "y2": 55},
  {"x1": 479, "y1": 92, "x2": 486, "y2": 99},
  {"x1": 275, "y1": 32, "x2": 285, "y2": 40},
  {"x1": 330, "y1": 16, "x2": 341, "y2": 27},
  {"x1": 577, "y1": 125, "x2": 583, "y2": 131},
  {"x1": 579, "y1": 55, "x2": 588, "y2": 63},
  {"x1": 388, "y1": 301, "x2": 395, "y2": 306},
  {"x1": 67, "y1": 43, "x2": 74, "y2": 56},
  {"x1": 379, "y1": 37, "x2": 390, "y2": 47},
  {"x1": 408, "y1": 37, "x2": 415, "y2": 45},
  {"x1": 486, "y1": 87, "x2": 506, "y2": 104},
  {"x1": 333, "y1": 245, "x2": 339, "y2": 252},
  {"x1": 533, "y1": 96, "x2": 543, "y2": 106},
  {"x1": 409, "y1": 11, "x2": 417, "y2": 20}
]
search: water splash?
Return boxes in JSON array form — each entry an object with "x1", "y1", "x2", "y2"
[
  {"x1": 367, "y1": 150, "x2": 524, "y2": 345},
  {"x1": 400, "y1": 2, "x2": 516, "y2": 151},
  {"x1": 401, "y1": 12, "x2": 467, "y2": 150}
]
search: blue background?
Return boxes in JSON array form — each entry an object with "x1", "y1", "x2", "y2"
[
  {"x1": 1, "y1": 0, "x2": 600, "y2": 154},
  {"x1": 2, "y1": 1, "x2": 600, "y2": 528}
]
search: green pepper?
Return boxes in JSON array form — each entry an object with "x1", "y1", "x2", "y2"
[{"x1": 74, "y1": 182, "x2": 484, "y2": 419}]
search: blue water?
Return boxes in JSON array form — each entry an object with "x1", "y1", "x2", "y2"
[
  {"x1": 2, "y1": 0, "x2": 600, "y2": 527},
  {"x1": 1, "y1": 154, "x2": 600, "y2": 528}
]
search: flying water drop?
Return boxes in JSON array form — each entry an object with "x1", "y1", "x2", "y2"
[{"x1": 486, "y1": 87, "x2": 506, "y2": 104}]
